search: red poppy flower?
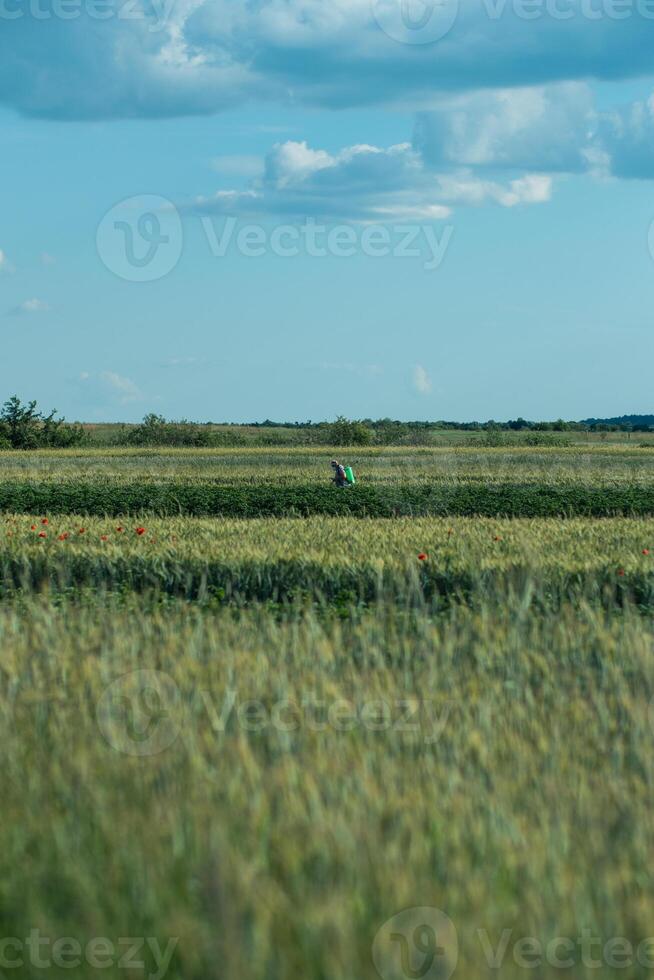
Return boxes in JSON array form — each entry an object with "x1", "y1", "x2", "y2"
[
  {"x1": 618, "y1": 569, "x2": 626, "y2": 577},
  {"x1": 136, "y1": 527, "x2": 146, "y2": 536},
  {"x1": 643, "y1": 549, "x2": 650, "y2": 556},
  {"x1": 38, "y1": 532, "x2": 47, "y2": 539},
  {"x1": 100, "y1": 535, "x2": 108, "y2": 542},
  {"x1": 418, "y1": 553, "x2": 428, "y2": 561},
  {"x1": 30, "y1": 525, "x2": 37, "y2": 531},
  {"x1": 78, "y1": 528, "x2": 86, "y2": 535},
  {"x1": 58, "y1": 533, "x2": 69, "y2": 541},
  {"x1": 116, "y1": 527, "x2": 124, "y2": 533},
  {"x1": 41, "y1": 518, "x2": 48, "y2": 525}
]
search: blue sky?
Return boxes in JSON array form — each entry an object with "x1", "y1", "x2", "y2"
[{"x1": 1, "y1": 2, "x2": 654, "y2": 422}]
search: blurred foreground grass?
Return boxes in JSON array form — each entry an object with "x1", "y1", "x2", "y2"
[{"x1": 1, "y1": 596, "x2": 654, "y2": 978}]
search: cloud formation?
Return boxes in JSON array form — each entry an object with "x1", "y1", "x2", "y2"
[
  {"x1": 185, "y1": 78, "x2": 654, "y2": 221},
  {"x1": 414, "y1": 83, "x2": 596, "y2": 173},
  {"x1": 192, "y1": 138, "x2": 553, "y2": 221},
  {"x1": 101, "y1": 371, "x2": 145, "y2": 403},
  {"x1": 3, "y1": 2, "x2": 654, "y2": 229},
  {"x1": 414, "y1": 364, "x2": 432, "y2": 395},
  {"x1": 416, "y1": 83, "x2": 654, "y2": 181},
  {"x1": 1, "y1": 1, "x2": 654, "y2": 120}
]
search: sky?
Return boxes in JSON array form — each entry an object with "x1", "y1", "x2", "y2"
[{"x1": 1, "y1": 0, "x2": 654, "y2": 422}]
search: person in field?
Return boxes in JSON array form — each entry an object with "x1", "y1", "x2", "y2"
[{"x1": 331, "y1": 460, "x2": 349, "y2": 488}]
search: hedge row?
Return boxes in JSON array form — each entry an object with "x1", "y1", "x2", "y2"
[{"x1": 1, "y1": 480, "x2": 654, "y2": 517}]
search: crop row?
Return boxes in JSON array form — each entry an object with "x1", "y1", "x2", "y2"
[
  {"x1": 2, "y1": 479, "x2": 654, "y2": 517},
  {"x1": 3, "y1": 445, "x2": 654, "y2": 485},
  {"x1": 3, "y1": 515, "x2": 654, "y2": 604}
]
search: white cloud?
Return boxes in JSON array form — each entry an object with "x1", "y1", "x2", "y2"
[
  {"x1": 9, "y1": 298, "x2": 49, "y2": 315},
  {"x1": 101, "y1": 371, "x2": 144, "y2": 404},
  {"x1": 0, "y1": 250, "x2": 14, "y2": 274},
  {"x1": 430, "y1": 171, "x2": 552, "y2": 208},
  {"x1": 415, "y1": 83, "x2": 654, "y2": 184},
  {"x1": 41, "y1": 252, "x2": 56, "y2": 266},
  {"x1": 193, "y1": 138, "x2": 551, "y2": 221},
  {"x1": 414, "y1": 364, "x2": 432, "y2": 395},
  {"x1": 415, "y1": 84, "x2": 596, "y2": 173},
  {"x1": 265, "y1": 141, "x2": 336, "y2": 188},
  {"x1": 504, "y1": 174, "x2": 553, "y2": 205}
]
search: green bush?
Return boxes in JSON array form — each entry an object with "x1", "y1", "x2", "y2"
[
  {"x1": 126, "y1": 414, "x2": 213, "y2": 447},
  {"x1": 319, "y1": 416, "x2": 373, "y2": 446},
  {"x1": 0, "y1": 396, "x2": 86, "y2": 449}
]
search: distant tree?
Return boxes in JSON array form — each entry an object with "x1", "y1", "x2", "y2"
[
  {"x1": 0, "y1": 396, "x2": 86, "y2": 449},
  {"x1": 126, "y1": 413, "x2": 212, "y2": 447},
  {"x1": 323, "y1": 416, "x2": 373, "y2": 446}
]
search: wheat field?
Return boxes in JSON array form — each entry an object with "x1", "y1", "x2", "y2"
[{"x1": 1, "y1": 448, "x2": 654, "y2": 979}]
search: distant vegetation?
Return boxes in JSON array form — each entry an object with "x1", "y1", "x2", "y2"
[
  {"x1": 0, "y1": 396, "x2": 86, "y2": 450},
  {"x1": 1, "y1": 397, "x2": 653, "y2": 449},
  {"x1": 582, "y1": 414, "x2": 654, "y2": 430}
]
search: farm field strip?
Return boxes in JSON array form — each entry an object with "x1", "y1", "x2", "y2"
[
  {"x1": 2, "y1": 479, "x2": 654, "y2": 517},
  {"x1": 1, "y1": 597, "x2": 654, "y2": 980},
  {"x1": 4, "y1": 514, "x2": 654, "y2": 564},
  {"x1": 3, "y1": 446, "x2": 654, "y2": 484},
  {"x1": 3, "y1": 515, "x2": 654, "y2": 603}
]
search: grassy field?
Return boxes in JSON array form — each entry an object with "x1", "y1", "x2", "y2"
[
  {"x1": 2, "y1": 597, "x2": 654, "y2": 979},
  {"x1": 2, "y1": 514, "x2": 654, "y2": 604},
  {"x1": 79, "y1": 422, "x2": 654, "y2": 448},
  {"x1": 2, "y1": 446, "x2": 654, "y2": 979},
  {"x1": 4, "y1": 447, "x2": 654, "y2": 518},
  {"x1": 4, "y1": 445, "x2": 654, "y2": 482}
]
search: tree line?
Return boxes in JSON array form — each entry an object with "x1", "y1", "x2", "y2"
[{"x1": 0, "y1": 399, "x2": 651, "y2": 450}]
